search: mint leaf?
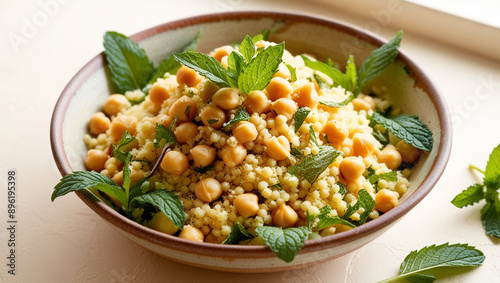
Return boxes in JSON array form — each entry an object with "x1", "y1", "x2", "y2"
[
  {"x1": 52, "y1": 171, "x2": 127, "y2": 205},
  {"x1": 223, "y1": 107, "x2": 251, "y2": 131},
  {"x1": 255, "y1": 226, "x2": 309, "y2": 263},
  {"x1": 132, "y1": 189, "x2": 185, "y2": 229},
  {"x1": 221, "y1": 222, "x2": 255, "y2": 244},
  {"x1": 319, "y1": 93, "x2": 353, "y2": 108},
  {"x1": 356, "y1": 31, "x2": 402, "y2": 96},
  {"x1": 291, "y1": 147, "x2": 303, "y2": 158},
  {"x1": 285, "y1": 63, "x2": 297, "y2": 82},
  {"x1": 173, "y1": 51, "x2": 230, "y2": 87},
  {"x1": 227, "y1": 51, "x2": 246, "y2": 87},
  {"x1": 452, "y1": 183, "x2": 485, "y2": 208},
  {"x1": 238, "y1": 43, "x2": 284, "y2": 94},
  {"x1": 372, "y1": 112, "x2": 433, "y2": 151},
  {"x1": 293, "y1": 107, "x2": 311, "y2": 133},
  {"x1": 309, "y1": 125, "x2": 319, "y2": 147},
  {"x1": 345, "y1": 55, "x2": 357, "y2": 91},
  {"x1": 289, "y1": 145, "x2": 342, "y2": 184},
  {"x1": 302, "y1": 55, "x2": 350, "y2": 90},
  {"x1": 113, "y1": 131, "x2": 136, "y2": 163},
  {"x1": 252, "y1": 29, "x2": 269, "y2": 43},
  {"x1": 239, "y1": 35, "x2": 256, "y2": 63},
  {"x1": 315, "y1": 215, "x2": 355, "y2": 231},
  {"x1": 103, "y1": 31, "x2": 155, "y2": 93},
  {"x1": 338, "y1": 183, "x2": 347, "y2": 197},
  {"x1": 154, "y1": 123, "x2": 177, "y2": 148},
  {"x1": 484, "y1": 144, "x2": 500, "y2": 188},
  {"x1": 481, "y1": 190, "x2": 500, "y2": 237},
  {"x1": 352, "y1": 189, "x2": 375, "y2": 225},
  {"x1": 313, "y1": 74, "x2": 326, "y2": 89},
  {"x1": 368, "y1": 169, "x2": 398, "y2": 185},
  {"x1": 122, "y1": 152, "x2": 132, "y2": 195}
]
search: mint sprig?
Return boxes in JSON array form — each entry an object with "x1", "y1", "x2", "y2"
[
  {"x1": 255, "y1": 226, "x2": 309, "y2": 263},
  {"x1": 221, "y1": 222, "x2": 255, "y2": 244},
  {"x1": 376, "y1": 243, "x2": 485, "y2": 283},
  {"x1": 293, "y1": 107, "x2": 311, "y2": 133},
  {"x1": 173, "y1": 51, "x2": 231, "y2": 87},
  {"x1": 222, "y1": 107, "x2": 251, "y2": 131},
  {"x1": 289, "y1": 145, "x2": 343, "y2": 184},
  {"x1": 153, "y1": 123, "x2": 177, "y2": 148},
  {"x1": 112, "y1": 130, "x2": 136, "y2": 163}
]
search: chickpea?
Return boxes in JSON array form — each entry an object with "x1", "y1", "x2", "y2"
[
  {"x1": 378, "y1": 145, "x2": 402, "y2": 170},
  {"x1": 110, "y1": 115, "x2": 137, "y2": 142},
  {"x1": 212, "y1": 45, "x2": 234, "y2": 63},
  {"x1": 232, "y1": 121, "x2": 258, "y2": 144},
  {"x1": 234, "y1": 193, "x2": 259, "y2": 218},
  {"x1": 243, "y1": 90, "x2": 270, "y2": 114},
  {"x1": 160, "y1": 151, "x2": 189, "y2": 176},
  {"x1": 176, "y1": 65, "x2": 202, "y2": 87},
  {"x1": 168, "y1": 96, "x2": 197, "y2": 123},
  {"x1": 190, "y1": 145, "x2": 216, "y2": 168},
  {"x1": 85, "y1": 149, "x2": 108, "y2": 171},
  {"x1": 291, "y1": 82, "x2": 319, "y2": 109},
  {"x1": 273, "y1": 63, "x2": 292, "y2": 80},
  {"x1": 151, "y1": 114, "x2": 173, "y2": 128},
  {"x1": 265, "y1": 136, "x2": 290, "y2": 161},
  {"x1": 199, "y1": 80, "x2": 220, "y2": 102},
  {"x1": 270, "y1": 98, "x2": 297, "y2": 121},
  {"x1": 220, "y1": 144, "x2": 247, "y2": 167},
  {"x1": 88, "y1": 112, "x2": 110, "y2": 135},
  {"x1": 352, "y1": 96, "x2": 376, "y2": 112},
  {"x1": 321, "y1": 120, "x2": 349, "y2": 145},
  {"x1": 375, "y1": 189, "x2": 399, "y2": 213},
  {"x1": 195, "y1": 178, "x2": 223, "y2": 202},
  {"x1": 150, "y1": 211, "x2": 179, "y2": 235},
  {"x1": 200, "y1": 104, "x2": 226, "y2": 129},
  {"x1": 339, "y1": 156, "x2": 365, "y2": 182},
  {"x1": 212, "y1": 87, "x2": 240, "y2": 110},
  {"x1": 352, "y1": 133, "x2": 377, "y2": 157},
  {"x1": 179, "y1": 225, "x2": 204, "y2": 242},
  {"x1": 149, "y1": 83, "x2": 170, "y2": 105},
  {"x1": 103, "y1": 94, "x2": 131, "y2": 116},
  {"x1": 265, "y1": 77, "x2": 293, "y2": 101},
  {"x1": 174, "y1": 122, "x2": 198, "y2": 144},
  {"x1": 272, "y1": 205, "x2": 298, "y2": 228},
  {"x1": 396, "y1": 140, "x2": 421, "y2": 163}
]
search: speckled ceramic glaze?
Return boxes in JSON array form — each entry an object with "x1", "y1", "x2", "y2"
[{"x1": 51, "y1": 12, "x2": 452, "y2": 272}]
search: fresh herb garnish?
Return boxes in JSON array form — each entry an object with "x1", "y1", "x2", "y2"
[
  {"x1": 341, "y1": 189, "x2": 375, "y2": 226},
  {"x1": 372, "y1": 112, "x2": 433, "y2": 151},
  {"x1": 153, "y1": 123, "x2": 177, "y2": 148},
  {"x1": 376, "y1": 243, "x2": 485, "y2": 283},
  {"x1": 222, "y1": 222, "x2": 255, "y2": 244},
  {"x1": 173, "y1": 51, "x2": 231, "y2": 87},
  {"x1": 112, "y1": 130, "x2": 136, "y2": 163},
  {"x1": 302, "y1": 55, "x2": 351, "y2": 91},
  {"x1": 207, "y1": 119, "x2": 219, "y2": 125},
  {"x1": 307, "y1": 205, "x2": 355, "y2": 232},
  {"x1": 366, "y1": 166, "x2": 398, "y2": 192},
  {"x1": 222, "y1": 107, "x2": 251, "y2": 131},
  {"x1": 255, "y1": 226, "x2": 309, "y2": 263},
  {"x1": 293, "y1": 106, "x2": 311, "y2": 133},
  {"x1": 309, "y1": 125, "x2": 319, "y2": 147},
  {"x1": 251, "y1": 29, "x2": 269, "y2": 43},
  {"x1": 319, "y1": 93, "x2": 353, "y2": 108},
  {"x1": 337, "y1": 183, "x2": 347, "y2": 197},
  {"x1": 270, "y1": 183, "x2": 282, "y2": 190},
  {"x1": 452, "y1": 144, "x2": 500, "y2": 238},
  {"x1": 285, "y1": 63, "x2": 297, "y2": 82},
  {"x1": 291, "y1": 147, "x2": 303, "y2": 158},
  {"x1": 289, "y1": 145, "x2": 342, "y2": 184}
]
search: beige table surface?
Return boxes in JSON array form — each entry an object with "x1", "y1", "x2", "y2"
[{"x1": 1, "y1": 0, "x2": 500, "y2": 282}]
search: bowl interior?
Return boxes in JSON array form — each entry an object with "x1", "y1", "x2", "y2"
[{"x1": 52, "y1": 12, "x2": 451, "y2": 271}]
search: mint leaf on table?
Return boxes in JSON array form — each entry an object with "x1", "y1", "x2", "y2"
[
  {"x1": 255, "y1": 226, "x2": 309, "y2": 263},
  {"x1": 376, "y1": 243, "x2": 485, "y2": 283},
  {"x1": 153, "y1": 123, "x2": 178, "y2": 148},
  {"x1": 372, "y1": 112, "x2": 433, "y2": 152},
  {"x1": 355, "y1": 30, "x2": 402, "y2": 96},
  {"x1": 113, "y1": 130, "x2": 136, "y2": 163},
  {"x1": 289, "y1": 145, "x2": 342, "y2": 184},
  {"x1": 103, "y1": 31, "x2": 155, "y2": 93},
  {"x1": 238, "y1": 43, "x2": 284, "y2": 94},
  {"x1": 302, "y1": 55, "x2": 350, "y2": 91},
  {"x1": 131, "y1": 189, "x2": 185, "y2": 229},
  {"x1": 451, "y1": 183, "x2": 485, "y2": 208},
  {"x1": 318, "y1": 93, "x2": 353, "y2": 108},
  {"x1": 221, "y1": 222, "x2": 255, "y2": 244},
  {"x1": 293, "y1": 106, "x2": 311, "y2": 133},
  {"x1": 484, "y1": 144, "x2": 500, "y2": 188},
  {"x1": 173, "y1": 51, "x2": 231, "y2": 87},
  {"x1": 223, "y1": 107, "x2": 251, "y2": 131},
  {"x1": 482, "y1": 190, "x2": 500, "y2": 237}
]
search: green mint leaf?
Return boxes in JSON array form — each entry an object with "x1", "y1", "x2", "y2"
[
  {"x1": 207, "y1": 119, "x2": 219, "y2": 125},
  {"x1": 368, "y1": 170, "x2": 398, "y2": 185},
  {"x1": 285, "y1": 63, "x2": 297, "y2": 82},
  {"x1": 154, "y1": 123, "x2": 177, "y2": 148},
  {"x1": 302, "y1": 55, "x2": 350, "y2": 90},
  {"x1": 313, "y1": 74, "x2": 326, "y2": 89},
  {"x1": 252, "y1": 29, "x2": 269, "y2": 43},
  {"x1": 52, "y1": 171, "x2": 127, "y2": 205},
  {"x1": 343, "y1": 201, "x2": 359, "y2": 220},
  {"x1": 173, "y1": 51, "x2": 230, "y2": 87},
  {"x1": 345, "y1": 55, "x2": 357, "y2": 91},
  {"x1": 377, "y1": 243, "x2": 485, "y2": 283},
  {"x1": 451, "y1": 183, "x2": 485, "y2": 208},
  {"x1": 481, "y1": 190, "x2": 500, "y2": 238},
  {"x1": 405, "y1": 273, "x2": 436, "y2": 283},
  {"x1": 170, "y1": 114, "x2": 178, "y2": 131},
  {"x1": 271, "y1": 183, "x2": 282, "y2": 190},
  {"x1": 289, "y1": 145, "x2": 342, "y2": 184},
  {"x1": 132, "y1": 189, "x2": 185, "y2": 229},
  {"x1": 352, "y1": 189, "x2": 375, "y2": 226},
  {"x1": 238, "y1": 43, "x2": 284, "y2": 94},
  {"x1": 371, "y1": 127, "x2": 390, "y2": 147},
  {"x1": 128, "y1": 178, "x2": 148, "y2": 208},
  {"x1": 356, "y1": 31, "x2": 402, "y2": 96},
  {"x1": 255, "y1": 226, "x2": 309, "y2": 263},
  {"x1": 113, "y1": 131, "x2": 136, "y2": 163},
  {"x1": 227, "y1": 51, "x2": 246, "y2": 88},
  {"x1": 338, "y1": 183, "x2": 347, "y2": 197},
  {"x1": 103, "y1": 31, "x2": 155, "y2": 93},
  {"x1": 293, "y1": 107, "x2": 311, "y2": 133},
  {"x1": 221, "y1": 222, "x2": 255, "y2": 244},
  {"x1": 372, "y1": 112, "x2": 433, "y2": 151},
  {"x1": 223, "y1": 107, "x2": 251, "y2": 131},
  {"x1": 306, "y1": 211, "x2": 315, "y2": 231},
  {"x1": 484, "y1": 144, "x2": 500, "y2": 188},
  {"x1": 309, "y1": 125, "x2": 319, "y2": 147},
  {"x1": 291, "y1": 147, "x2": 303, "y2": 158},
  {"x1": 315, "y1": 215, "x2": 356, "y2": 232},
  {"x1": 239, "y1": 35, "x2": 256, "y2": 63},
  {"x1": 122, "y1": 152, "x2": 132, "y2": 195},
  {"x1": 319, "y1": 93, "x2": 353, "y2": 108}
]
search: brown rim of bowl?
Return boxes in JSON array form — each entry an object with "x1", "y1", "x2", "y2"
[{"x1": 50, "y1": 11, "x2": 452, "y2": 259}]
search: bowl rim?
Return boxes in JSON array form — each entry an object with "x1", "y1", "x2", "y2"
[{"x1": 50, "y1": 11, "x2": 452, "y2": 260}]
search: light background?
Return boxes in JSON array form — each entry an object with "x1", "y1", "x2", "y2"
[{"x1": 1, "y1": 0, "x2": 500, "y2": 282}]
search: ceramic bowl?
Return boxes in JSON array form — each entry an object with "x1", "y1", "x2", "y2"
[{"x1": 51, "y1": 11, "x2": 452, "y2": 272}]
